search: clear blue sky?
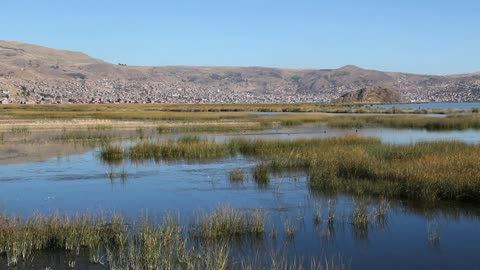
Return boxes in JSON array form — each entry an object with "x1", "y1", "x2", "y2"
[{"x1": 2, "y1": 0, "x2": 479, "y2": 75}]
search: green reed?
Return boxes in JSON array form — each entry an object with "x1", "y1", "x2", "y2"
[{"x1": 100, "y1": 135, "x2": 480, "y2": 202}]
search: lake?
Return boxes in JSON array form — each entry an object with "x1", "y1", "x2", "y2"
[{"x1": 1, "y1": 127, "x2": 480, "y2": 269}]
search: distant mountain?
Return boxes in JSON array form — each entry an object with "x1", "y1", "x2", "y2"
[
  {"x1": 334, "y1": 86, "x2": 405, "y2": 103},
  {"x1": 1, "y1": 41, "x2": 479, "y2": 104}
]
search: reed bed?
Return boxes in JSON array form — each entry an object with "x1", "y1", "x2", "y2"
[
  {"x1": 0, "y1": 103, "x2": 459, "y2": 115},
  {"x1": 253, "y1": 164, "x2": 270, "y2": 185},
  {"x1": 100, "y1": 145, "x2": 124, "y2": 164},
  {"x1": 129, "y1": 138, "x2": 227, "y2": 162},
  {"x1": 101, "y1": 136, "x2": 228, "y2": 164},
  {"x1": 190, "y1": 208, "x2": 265, "y2": 239},
  {"x1": 157, "y1": 123, "x2": 268, "y2": 133},
  {"x1": 233, "y1": 136, "x2": 480, "y2": 202},
  {"x1": 322, "y1": 114, "x2": 480, "y2": 131},
  {"x1": 2, "y1": 104, "x2": 480, "y2": 132},
  {"x1": 0, "y1": 209, "x2": 345, "y2": 269},
  {"x1": 257, "y1": 113, "x2": 480, "y2": 130},
  {"x1": 103, "y1": 136, "x2": 480, "y2": 202},
  {"x1": 55, "y1": 130, "x2": 114, "y2": 143}
]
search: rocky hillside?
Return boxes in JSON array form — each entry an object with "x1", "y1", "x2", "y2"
[
  {"x1": 1, "y1": 41, "x2": 480, "y2": 104},
  {"x1": 334, "y1": 86, "x2": 405, "y2": 103}
]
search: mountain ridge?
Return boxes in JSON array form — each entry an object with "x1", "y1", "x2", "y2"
[{"x1": 1, "y1": 41, "x2": 479, "y2": 104}]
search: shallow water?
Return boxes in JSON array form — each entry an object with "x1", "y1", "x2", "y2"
[
  {"x1": 1, "y1": 128, "x2": 480, "y2": 269},
  {"x1": 210, "y1": 126, "x2": 480, "y2": 144},
  {"x1": 371, "y1": 102, "x2": 480, "y2": 110},
  {"x1": 1, "y1": 148, "x2": 480, "y2": 269}
]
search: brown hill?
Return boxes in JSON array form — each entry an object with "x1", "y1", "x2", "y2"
[
  {"x1": 1, "y1": 41, "x2": 480, "y2": 104},
  {"x1": 334, "y1": 86, "x2": 405, "y2": 103}
]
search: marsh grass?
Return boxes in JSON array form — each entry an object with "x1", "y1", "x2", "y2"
[
  {"x1": 128, "y1": 138, "x2": 227, "y2": 162},
  {"x1": 100, "y1": 135, "x2": 480, "y2": 202},
  {"x1": 0, "y1": 210, "x2": 256, "y2": 269},
  {"x1": 56, "y1": 130, "x2": 113, "y2": 144},
  {"x1": 327, "y1": 200, "x2": 337, "y2": 227},
  {"x1": 0, "y1": 207, "x2": 369, "y2": 269},
  {"x1": 253, "y1": 164, "x2": 270, "y2": 185},
  {"x1": 85, "y1": 124, "x2": 113, "y2": 131},
  {"x1": 313, "y1": 206, "x2": 322, "y2": 225},
  {"x1": 242, "y1": 253, "x2": 348, "y2": 270},
  {"x1": 135, "y1": 127, "x2": 146, "y2": 140},
  {"x1": 191, "y1": 208, "x2": 265, "y2": 240},
  {"x1": 157, "y1": 123, "x2": 264, "y2": 134},
  {"x1": 176, "y1": 135, "x2": 202, "y2": 144},
  {"x1": 232, "y1": 137, "x2": 480, "y2": 202},
  {"x1": 351, "y1": 200, "x2": 369, "y2": 231},
  {"x1": 0, "y1": 103, "x2": 460, "y2": 116},
  {"x1": 229, "y1": 168, "x2": 246, "y2": 182},
  {"x1": 100, "y1": 145, "x2": 124, "y2": 164},
  {"x1": 0, "y1": 213, "x2": 126, "y2": 266},
  {"x1": 374, "y1": 199, "x2": 389, "y2": 224},
  {"x1": 2, "y1": 104, "x2": 480, "y2": 133},
  {"x1": 323, "y1": 114, "x2": 480, "y2": 131},
  {"x1": 283, "y1": 221, "x2": 297, "y2": 240},
  {"x1": 310, "y1": 198, "x2": 389, "y2": 240},
  {"x1": 10, "y1": 126, "x2": 30, "y2": 135}
]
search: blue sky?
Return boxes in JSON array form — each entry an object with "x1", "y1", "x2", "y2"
[{"x1": 2, "y1": 0, "x2": 479, "y2": 74}]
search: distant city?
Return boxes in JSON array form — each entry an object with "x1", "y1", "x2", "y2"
[{"x1": 1, "y1": 41, "x2": 480, "y2": 104}]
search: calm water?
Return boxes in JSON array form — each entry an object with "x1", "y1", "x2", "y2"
[
  {"x1": 210, "y1": 126, "x2": 480, "y2": 144},
  {"x1": 1, "y1": 128, "x2": 480, "y2": 269},
  {"x1": 255, "y1": 111, "x2": 447, "y2": 117},
  {"x1": 371, "y1": 102, "x2": 480, "y2": 110}
]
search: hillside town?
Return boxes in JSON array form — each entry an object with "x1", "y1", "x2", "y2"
[{"x1": 1, "y1": 75, "x2": 480, "y2": 104}]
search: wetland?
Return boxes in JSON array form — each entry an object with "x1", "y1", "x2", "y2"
[{"x1": 0, "y1": 104, "x2": 479, "y2": 269}]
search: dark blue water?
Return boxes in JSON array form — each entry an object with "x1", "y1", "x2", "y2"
[{"x1": 1, "y1": 144, "x2": 480, "y2": 269}]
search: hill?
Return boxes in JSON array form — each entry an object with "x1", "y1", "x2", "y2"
[
  {"x1": 334, "y1": 86, "x2": 405, "y2": 103},
  {"x1": 1, "y1": 41, "x2": 480, "y2": 104}
]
